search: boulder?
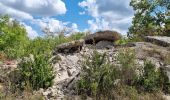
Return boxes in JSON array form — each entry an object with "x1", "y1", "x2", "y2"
[
  {"x1": 54, "y1": 39, "x2": 84, "y2": 54},
  {"x1": 145, "y1": 36, "x2": 170, "y2": 47},
  {"x1": 85, "y1": 30, "x2": 121, "y2": 44},
  {"x1": 96, "y1": 41, "x2": 114, "y2": 49}
]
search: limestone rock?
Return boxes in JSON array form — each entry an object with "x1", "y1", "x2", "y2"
[
  {"x1": 96, "y1": 41, "x2": 114, "y2": 49},
  {"x1": 85, "y1": 30, "x2": 121, "y2": 44},
  {"x1": 145, "y1": 36, "x2": 170, "y2": 47}
]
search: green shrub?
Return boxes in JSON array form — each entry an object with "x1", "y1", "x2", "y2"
[
  {"x1": 0, "y1": 15, "x2": 29, "y2": 59},
  {"x1": 69, "y1": 32, "x2": 85, "y2": 40},
  {"x1": 77, "y1": 50, "x2": 120, "y2": 99},
  {"x1": 135, "y1": 61, "x2": 170, "y2": 93},
  {"x1": 18, "y1": 54, "x2": 55, "y2": 90},
  {"x1": 116, "y1": 48, "x2": 137, "y2": 85},
  {"x1": 76, "y1": 48, "x2": 170, "y2": 99},
  {"x1": 115, "y1": 36, "x2": 129, "y2": 45},
  {"x1": 135, "y1": 61, "x2": 161, "y2": 92}
]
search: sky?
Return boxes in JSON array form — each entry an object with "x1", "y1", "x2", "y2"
[{"x1": 0, "y1": 0, "x2": 134, "y2": 38}]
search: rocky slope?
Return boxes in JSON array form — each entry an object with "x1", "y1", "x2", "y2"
[
  {"x1": 42, "y1": 40, "x2": 170, "y2": 100},
  {"x1": 1, "y1": 35, "x2": 170, "y2": 100}
]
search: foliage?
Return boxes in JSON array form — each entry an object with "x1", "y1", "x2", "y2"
[
  {"x1": 77, "y1": 49, "x2": 138, "y2": 99},
  {"x1": 18, "y1": 54, "x2": 55, "y2": 90},
  {"x1": 0, "y1": 15, "x2": 29, "y2": 59},
  {"x1": 77, "y1": 48, "x2": 170, "y2": 99},
  {"x1": 69, "y1": 32, "x2": 86, "y2": 40},
  {"x1": 115, "y1": 36, "x2": 129, "y2": 45},
  {"x1": 128, "y1": 0, "x2": 170, "y2": 37},
  {"x1": 77, "y1": 51, "x2": 120, "y2": 99},
  {"x1": 24, "y1": 33, "x2": 85, "y2": 56},
  {"x1": 116, "y1": 48, "x2": 137, "y2": 85},
  {"x1": 135, "y1": 61, "x2": 170, "y2": 93},
  {"x1": 164, "y1": 18, "x2": 170, "y2": 36},
  {"x1": 0, "y1": 15, "x2": 85, "y2": 59}
]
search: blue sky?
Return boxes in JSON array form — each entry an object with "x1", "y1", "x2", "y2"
[
  {"x1": 55, "y1": 0, "x2": 92, "y2": 31},
  {"x1": 0, "y1": 0, "x2": 134, "y2": 38}
]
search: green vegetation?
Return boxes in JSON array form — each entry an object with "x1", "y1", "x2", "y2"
[
  {"x1": 0, "y1": 15, "x2": 86, "y2": 99},
  {"x1": 18, "y1": 54, "x2": 55, "y2": 90},
  {"x1": 77, "y1": 51, "x2": 120, "y2": 99},
  {"x1": 135, "y1": 61, "x2": 170, "y2": 93},
  {"x1": 0, "y1": 1, "x2": 170, "y2": 98},
  {"x1": 0, "y1": 15, "x2": 29, "y2": 59},
  {"x1": 77, "y1": 48, "x2": 170, "y2": 99},
  {"x1": 128, "y1": 0, "x2": 170, "y2": 37}
]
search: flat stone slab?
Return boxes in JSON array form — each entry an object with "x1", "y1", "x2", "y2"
[{"x1": 145, "y1": 36, "x2": 170, "y2": 47}]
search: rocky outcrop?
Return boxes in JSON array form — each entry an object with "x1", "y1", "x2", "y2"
[
  {"x1": 145, "y1": 36, "x2": 170, "y2": 47},
  {"x1": 96, "y1": 41, "x2": 114, "y2": 49},
  {"x1": 85, "y1": 30, "x2": 121, "y2": 44},
  {"x1": 43, "y1": 46, "x2": 117, "y2": 99},
  {"x1": 2, "y1": 36, "x2": 170, "y2": 100},
  {"x1": 54, "y1": 39, "x2": 84, "y2": 54},
  {"x1": 42, "y1": 41, "x2": 170, "y2": 99}
]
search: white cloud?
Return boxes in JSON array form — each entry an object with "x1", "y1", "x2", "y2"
[
  {"x1": 0, "y1": 0, "x2": 66, "y2": 19},
  {"x1": 78, "y1": 0, "x2": 98, "y2": 17},
  {"x1": 79, "y1": 0, "x2": 134, "y2": 34},
  {"x1": 0, "y1": 0, "x2": 68, "y2": 38},
  {"x1": 79, "y1": 11, "x2": 85, "y2": 15},
  {"x1": 34, "y1": 18, "x2": 79, "y2": 35},
  {"x1": 87, "y1": 19, "x2": 99, "y2": 31},
  {"x1": 22, "y1": 23, "x2": 39, "y2": 39},
  {"x1": 71, "y1": 23, "x2": 79, "y2": 32},
  {"x1": 34, "y1": 18, "x2": 67, "y2": 34},
  {"x1": 0, "y1": 3, "x2": 33, "y2": 20}
]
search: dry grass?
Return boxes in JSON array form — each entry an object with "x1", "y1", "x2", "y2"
[
  {"x1": 0, "y1": 67, "x2": 45, "y2": 100},
  {"x1": 139, "y1": 45, "x2": 170, "y2": 65},
  {"x1": 0, "y1": 82, "x2": 45, "y2": 100},
  {"x1": 0, "y1": 52, "x2": 7, "y2": 62}
]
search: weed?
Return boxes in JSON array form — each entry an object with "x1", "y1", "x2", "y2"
[{"x1": 18, "y1": 54, "x2": 55, "y2": 90}]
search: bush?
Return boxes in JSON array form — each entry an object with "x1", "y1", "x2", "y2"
[
  {"x1": 115, "y1": 36, "x2": 129, "y2": 45},
  {"x1": 116, "y1": 48, "x2": 137, "y2": 85},
  {"x1": 76, "y1": 48, "x2": 170, "y2": 99},
  {"x1": 77, "y1": 50, "x2": 120, "y2": 99},
  {"x1": 69, "y1": 32, "x2": 85, "y2": 40},
  {"x1": 0, "y1": 15, "x2": 29, "y2": 59},
  {"x1": 18, "y1": 54, "x2": 55, "y2": 90},
  {"x1": 135, "y1": 61, "x2": 170, "y2": 93}
]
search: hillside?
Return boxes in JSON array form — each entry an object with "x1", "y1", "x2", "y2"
[{"x1": 1, "y1": 33, "x2": 170, "y2": 100}]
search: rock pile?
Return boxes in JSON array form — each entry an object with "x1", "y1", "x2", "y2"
[
  {"x1": 43, "y1": 41, "x2": 170, "y2": 99},
  {"x1": 43, "y1": 46, "x2": 117, "y2": 99}
]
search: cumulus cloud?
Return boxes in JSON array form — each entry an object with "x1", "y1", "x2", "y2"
[
  {"x1": 0, "y1": 0, "x2": 66, "y2": 18},
  {"x1": 0, "y1": 3, "x2": 33, "y2": 20},
  {"x1": 71, "y1": 23, "x2": 79, "y2": 32},
  {"x1": 79, "y1": 0, "x2": 134, "y2": 34},
  {"x1": 79, "y1": 11, "x2": 85, "y2": 15},
  {"x1": 34, "y1": 18, "x2": 79, "y2": 35},
  {"x1": 0, "y1": 0, "x2": 68, "y2": 38},
  {"x1": 35, "y1": 18, "x2": 67, "y2": 33},
  {"x1": 22, "y1": 23, "x2": 39, "y2": 39},
  {"x1": 79, "y1": 0, "x2": 98, "y2": 17}
]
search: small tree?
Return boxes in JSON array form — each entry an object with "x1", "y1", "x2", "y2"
[
  {"x1": 0, "y1": 15, "x2": 29, "y2": 59},
  {"x1": 128, "y1": 0, "x2": 170, "y2": 37}
]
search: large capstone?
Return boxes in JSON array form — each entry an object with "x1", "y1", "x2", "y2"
[{"x1": 85, "y1": 30, "x2": 121, "y2": 44}]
